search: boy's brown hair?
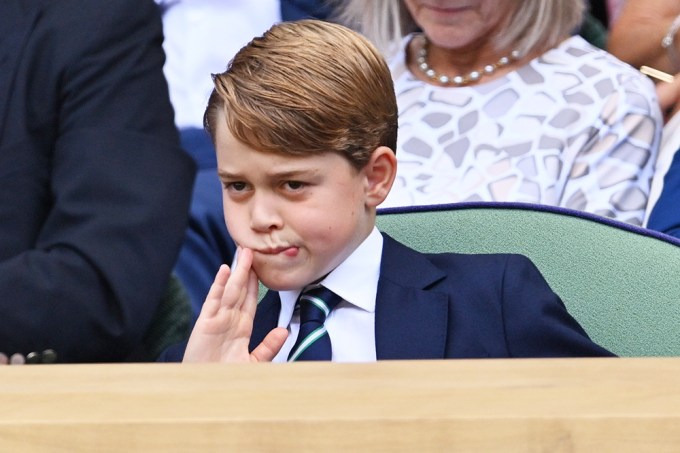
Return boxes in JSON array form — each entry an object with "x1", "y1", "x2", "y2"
[{"x1": 204, "y1": 19, "x2": 398, "y2": 170}]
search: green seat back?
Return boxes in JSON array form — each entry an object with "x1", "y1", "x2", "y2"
[{"x1": 377, "y1": 202, "x2": 680, "y2": 357}]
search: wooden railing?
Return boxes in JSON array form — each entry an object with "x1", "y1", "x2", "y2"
[{"x1": 1, "y1": 358, "x2": 679, "y2": 451}]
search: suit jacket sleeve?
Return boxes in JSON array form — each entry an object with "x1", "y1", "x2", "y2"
[
  {"x1": 0, "y1": 0, "x2": 195, "y2": 362},
  {"x1": 500, "y1": 254, "x2": 614, "y2": 357}
]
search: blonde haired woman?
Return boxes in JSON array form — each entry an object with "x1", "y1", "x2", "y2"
[{"x1": 336, "y1": 0, "x2": 662, "y2": 226}]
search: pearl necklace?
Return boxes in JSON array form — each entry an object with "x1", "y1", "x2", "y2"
[{"x1": 415, "y1": 36, "x2": 521, "y2": 86}]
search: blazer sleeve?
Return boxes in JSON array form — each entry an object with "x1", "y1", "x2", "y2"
[
  {"x1": 500, "y1": 255, "x2": 615, "y2": 357},
  {"x1": 0, "y1": 0, "x2": 195, "y2": 362}
]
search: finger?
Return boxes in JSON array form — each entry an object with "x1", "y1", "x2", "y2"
[
  {"x1": 670, "y1": 104, "x2": 680, "y2": 123},
  {"x1": 242, "y1": 268, "x2": 260, "y2": 318},
  {"x1": 657, "y1": 83, "x2": 675, "y2": 113},
  {"x1": 250, "y1": 327, "x2": 288, "y2": 362},
  {"x1": 207, "y1": 264, "x2": 231, "y2": 299},
  {"x1": 200, "y1": 264, "x2": 231, "y2": 318},
  {"x1": 225, "y1": 247, "x2": 253, "y2": 309},
  {"x1": 656, "y1": 77, "x2": 680, "y2": 115}
]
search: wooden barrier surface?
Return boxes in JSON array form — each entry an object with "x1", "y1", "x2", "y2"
[{"x1": 1, "y1": 358, "x2": 679, "y2": 451}]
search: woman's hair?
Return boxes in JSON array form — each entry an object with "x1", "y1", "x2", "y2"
[
  {"x1": 204, "y1": 19, "x2": 398, "y2": 170},
  {"x1": 334, "y1": 0, "x2": 586, "y2": 57}
]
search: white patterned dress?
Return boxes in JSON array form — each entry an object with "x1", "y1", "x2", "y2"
[{"x1": 383, "y1": 35, "x2": 662, "y2": 226}]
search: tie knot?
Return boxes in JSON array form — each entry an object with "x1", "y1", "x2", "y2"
[{"x1": 298, "y1": 285, "x2": 342, "y2": 325}]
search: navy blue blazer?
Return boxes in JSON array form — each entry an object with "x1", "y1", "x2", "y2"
[{"x1": 160, "y1": 233, "x2": 612, "y2": 361}]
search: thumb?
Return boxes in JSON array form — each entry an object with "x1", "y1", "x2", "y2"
[{"x1": 250, "y1": 327, "x2": 289, "y2": 362}]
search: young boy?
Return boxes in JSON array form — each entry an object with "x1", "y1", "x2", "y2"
[{"x1": 173, "y1": 19, "x2": 612, "y2": 363}]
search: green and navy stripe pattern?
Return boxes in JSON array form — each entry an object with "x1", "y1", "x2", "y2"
[{"x1": 287, "y1": 285, "x2": 342, "y2": 361}]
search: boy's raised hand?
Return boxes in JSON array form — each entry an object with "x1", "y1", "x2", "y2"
[{"x1": 182, "y1": 247, "x2": 288, "y2": 363}]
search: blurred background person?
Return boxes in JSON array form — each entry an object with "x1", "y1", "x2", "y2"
[
  {"x1": 0, "y1": 0, "x2": 194, "y2": 363},
  {"x1": 607, "y1": 1, "x2": 680, "y2": 230},
  {"x1": 647, "y1": 148, "x2": 680, "y2": 239},
  {"x1": 335, "y1": 0, "x2": 662, "y2": 226},
  {"x1": 608, "y1": 0, "x2": 680, "y2": 75},
  {"x1": 646, "y1": 75, "x2": 680, "y2": 239}
]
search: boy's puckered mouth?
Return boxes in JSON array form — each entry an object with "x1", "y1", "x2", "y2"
[{"x1": 255, "y1": 246, "x2": 300, "y2": 257}]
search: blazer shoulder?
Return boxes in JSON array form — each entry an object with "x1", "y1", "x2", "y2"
[
  {"x1": 381, "y1": 230, "x2": 532, "y2": 268},
  {"x1": 426, "y1": 251, "x2": 538, "y2": 274},
  {"x1": 379, "y1": 232, "x2": 540, "y2": 294}
]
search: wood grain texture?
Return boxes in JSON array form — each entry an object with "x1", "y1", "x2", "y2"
[{"x1": 1, "y1": 358, "x2": 678, "y2": 451}]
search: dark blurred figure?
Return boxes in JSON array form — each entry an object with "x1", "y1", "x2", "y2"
[
  {"x1": 605, "y1": 0, "x2": 680, "y2": 237},
  {"x1": 0, "y1": 0, "x2": 195, "y2": 363}
]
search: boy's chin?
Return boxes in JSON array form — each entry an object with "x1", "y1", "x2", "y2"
[
  {"x1": 255, "y1": 271, "x2": 299, "y2": 292},
  {"x1": 258, "y1": 279, "x2": 302, "y2": 292},
  {"x1": 256, "y1": 270, "x2": 323, "y2": 292}
]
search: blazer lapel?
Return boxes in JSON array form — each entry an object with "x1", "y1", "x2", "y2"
[
  {"x1": 375, "y1": 234, "x2": 450, "y2": 360},
  {"x1": 248, "y1": 291, "x2": 281, "y2": 352}
]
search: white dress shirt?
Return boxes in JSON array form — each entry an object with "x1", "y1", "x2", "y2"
[{"x1": 273, "y1": 227, "x2": 383, "y2": 362}]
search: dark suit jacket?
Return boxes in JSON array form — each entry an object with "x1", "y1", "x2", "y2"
[
  {"x1": 160, "y1": 233, "x2": 612, "y2": 361},
  {"x1": 0, "y1": 0, "x2": 195, "y2": 362}
]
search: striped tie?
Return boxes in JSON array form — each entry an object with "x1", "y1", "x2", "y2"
[{"x1": 287, "y1": 285, "x2": 342, "y2": 361}]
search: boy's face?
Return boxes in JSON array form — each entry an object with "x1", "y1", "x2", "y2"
[{"x1": 215, "y1": 121, "x2": 381, "y2": 291}]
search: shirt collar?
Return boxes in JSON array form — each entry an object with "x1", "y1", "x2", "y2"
[{"x1": 278, "y1": 227, "x2": 383, "y2": 325}]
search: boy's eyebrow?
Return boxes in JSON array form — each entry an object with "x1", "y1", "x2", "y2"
[
  {"x1": 265, "y1": 168, "x2": 318, "y2": 179},
  {"x1": 217, "y1": 169, "x2": 241, "y2": 180},
  {"x1": 217, "y1": 168, "x2": 318, "y2": 180}
]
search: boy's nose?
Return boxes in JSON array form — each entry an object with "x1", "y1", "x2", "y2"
[{"x1": 249, "y1": 196, "x2": 283, "y2": 232}]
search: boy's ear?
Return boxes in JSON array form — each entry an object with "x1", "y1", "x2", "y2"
[{"x1": 363, "y1": 146, "x2": 397, "y2": 207}]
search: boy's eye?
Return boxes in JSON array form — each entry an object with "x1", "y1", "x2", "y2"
[
  {"x1": 285, "y1": 181, "x2": 306, "y2": 190},
  {"x1": 225, "y1": 181, "x2": 247, "y2": 191}
]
